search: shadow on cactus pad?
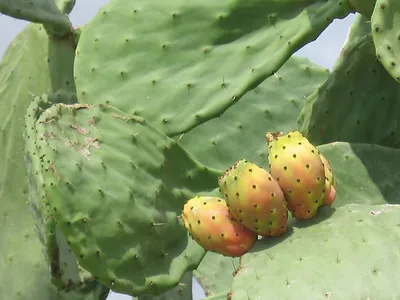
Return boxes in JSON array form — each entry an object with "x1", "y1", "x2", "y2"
[{"x1": 29, "y1": 103, "x2": 222, "y2": 296}]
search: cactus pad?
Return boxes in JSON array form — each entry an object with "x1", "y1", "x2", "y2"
[
  {"x1": 24, "y1": 93, "x2": 99, "y2": 291},
  {"x1": 372, "y1": 0, "x2": 400, "y2": 82},
  {"x1": 74, "y1": 0, "x2": 350, "y2": 136},
  {"x1": 231, "y1": 203, "x2": 400, "y2": 299},
  {"x1": 299, "y1": 14, "x2": 400, "y2": 148},
  {"x1": 30, "y1": 103, "x2": 220, "y2": 296},
  {"x1": 179, "y1": 56, "x2": 329, "y2": 170}
]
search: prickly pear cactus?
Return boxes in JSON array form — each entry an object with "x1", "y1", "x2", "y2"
[
  {"x1": 28, "y1": 103, "x2": 221, "y2": 296},
  {"x1": 74, "y1": 0, "x2": 351, "y2": 136},
  {"x1": 4, "y1": 0, "x2": 400, "y2": 299}
]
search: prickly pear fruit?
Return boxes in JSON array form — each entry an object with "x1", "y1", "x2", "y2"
[
  {"x1": 319, "y1": 153, "x2": 337, "y2": 206},
  {"x1": 266, "y1": 131, "x2": 326, "y2": 220},
  {"x1": 182, "y1": 196, "x2": 257, "y2": 257},
  {"x1": 218, "y1": 160, "x2": 288, "y2": 237}
]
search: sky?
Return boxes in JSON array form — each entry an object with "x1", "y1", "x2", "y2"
[{"x1": 0, "y1": 2, "x2": 356, "y2": 300}]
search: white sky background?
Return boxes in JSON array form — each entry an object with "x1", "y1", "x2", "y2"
[{"x1": 0, "y1": 1, "x2": 356, "y2": 300}]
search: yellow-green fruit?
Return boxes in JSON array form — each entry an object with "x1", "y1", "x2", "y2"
[
  {"x1": 218, "y1": 160, "x2": 288, "y2": 237},
  {"x1": 182, "y1": 196, "x2": 257, "y2": 257},
  {"x1": 266, "y1": 131, "x2": 326, "y2": 220}
]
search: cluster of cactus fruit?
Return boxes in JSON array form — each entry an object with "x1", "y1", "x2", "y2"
[
  {"x1": 182, "y1": 131, "x2": 337, "y2": 257},
  {"x1": 3, "y1": 0, "x2": 400, "y2": 299}
]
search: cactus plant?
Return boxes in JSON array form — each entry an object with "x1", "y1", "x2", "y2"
[{"x1": 3, "y1": 0, "x2": 400, "y2": 299}]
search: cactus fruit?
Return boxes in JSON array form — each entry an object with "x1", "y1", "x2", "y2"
[
  {"x1": 319, "y1": 152, "x2": 337, "y2": 206},
  {"x1": 182, "y1": 196, "x2": 257, "y2": 257},
  {"x1": 218, "y1": 160, "x2": 288, "y2": 237},
  {"x1": 266, "y1": 131, "x2": 326, "y2": 220}
]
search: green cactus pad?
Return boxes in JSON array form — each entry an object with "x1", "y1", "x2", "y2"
[
  {"x1": 74, "y1": 0, "x2": 350, "y2": 136},
  {"x1": 231, "y1": 203, "x2": 400, "y2": 299},
  {"x1": 193, "y1": 252, "x2": 239, "y2": 297},
  {"x1": 132, "y1": 272, "x2": 192, "y2": 300},
  {"x1": 299, "y1": 14, "x2": 400, "y2": 148},
  {"x1": 0, "y1": 24, "x2": 108, "y2": 300},
  {"x1": 31, "y1": 103, "x2": 221, "y2": 296},
  {"x1": 179, "y1": 56, "x2": 329, "y2": 170},
  {"x1": 371, "y1": 0, "x2": 400, "y2": 82},
  {"x1": 0, "y1": 0, "x2": 72, "y2": 37},
  {"x1": 24, "y1": 93, "x2": 99, "y2": 291}
]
